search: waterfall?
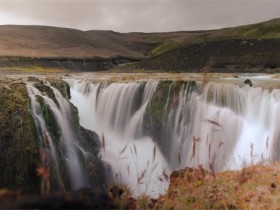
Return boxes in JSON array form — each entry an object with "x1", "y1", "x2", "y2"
[
  {"x1": 28, "y1": 77, "x2": 280, "y2": 198},
  {"x1": 68, "y1": 79, "x2": 170, "y2": 198},
  {"x1": 27, "y1": 84, "x2": 62, "y2": 190},
  {"x1": 27, "y1": 81, "x2": 91, "y2": 191},
  {"x1": 164, "y1": 82, "x2": 280, "y2": 171}
]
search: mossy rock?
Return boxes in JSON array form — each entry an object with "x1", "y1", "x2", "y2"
[
  {"x1": 0, "y1": 81, "x2": 40, "y2": 194},
  {"x1": 78, "y1": 127, "x2": 106, "y2": 191},
  {"x1": 32, "y1": 79, "x2": 105, "y2": 192},
  {"x1": 34, "y1": 81, "x2": 59, "y2": 107},
  {"x1": 33, "y1": 83, "x2": 70, "y2": 191},
  {"x1": 143, "y1": 80, "x2": 197, "y2": 149},
  {"x1": 49, "y1": 79, "x2": 71, "y2": 100},
  {"x1": 35, "y1": 95, "x2": 61, "y2": 143},
  {"x1": 0, "y1": 78, "x2": 106, "y2": 194}
]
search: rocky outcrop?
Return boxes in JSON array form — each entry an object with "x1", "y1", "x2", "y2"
[
  {"x1": 0, "y1": 79, "x2": 40, "y2": 194},
  {"x1": 0, "y1": 77, "x2": 106, "y2": 195},
  {"x1": 79, "y1": 127, "x2": 106, "y2": 191},
  {"x1": 30, "y1": 78, "x2": 106, "y2": 192},
  {"x1": 143, "y1": 80, "x2": 197, "y2": 156}
]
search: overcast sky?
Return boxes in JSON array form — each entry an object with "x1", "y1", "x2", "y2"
[{"x1": 0, "y1": 0, "x2": 280, "y2": 32}]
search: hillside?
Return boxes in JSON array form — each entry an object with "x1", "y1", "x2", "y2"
[
  {"x1": 1, "y1": 18, "x2": 280, "y2": 72},
  {"x1": 0, "y1": 26, "x2": 148, "y2": 59},
  {"x1": 134, "y1": 18, "x2": 280, "y2": 72},
  {"x1": 0, "y1": 25, "x2": 200, "y2": 71},
  {"x1": 135, "y1": 38, "x2": 280, "y2": 73}
]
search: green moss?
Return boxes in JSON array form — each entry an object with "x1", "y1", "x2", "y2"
[
  {"x1": 50, "y1": 80, "x2": 71, "y2": 100},
  {"x1": 69, "y1": 104, "x2": 81, "y2": 135},
  {"x1": 144, "y1": 80, "x2": 197, "y2": 147},
  {"x1": 35, "y1": 95, "x2": 61, "y2": 141},
  {"x1": 0, "y1": 82, "x2": 40, "y2": 194},
  {"x1": 34, "y1": 81, "x2": 59, "y2": 107},
  {"x1": 144, "y1": 81, "x2": 172, "y2": 131}
]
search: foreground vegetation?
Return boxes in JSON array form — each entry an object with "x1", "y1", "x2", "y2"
[
  {"x1": 155, "y1": 163, "x2": 280, "y2": 209},
  {"x1": 1, "y1": 162, "x2": 280, "y2": 209},
  {"x1": 110, "y1": 162, "x2": 280, "y2": 209}
]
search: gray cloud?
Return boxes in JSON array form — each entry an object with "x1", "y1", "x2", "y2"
[{"x1": 0, "y1": 0, "x2": 280, "y2": 32}]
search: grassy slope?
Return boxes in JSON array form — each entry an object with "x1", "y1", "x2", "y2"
[
  {"x1": 2, "y1": 18, "x2": 279, "y2": 59},
  {"x1": 0, "y1": 25, "x2": 210, "y2": 60},
  {"x1": 145, "y1": 18, "x2": 280, "y2": 58},
  {"x1": 133, "y1": 19, "x2": 280, "y2": 72}
]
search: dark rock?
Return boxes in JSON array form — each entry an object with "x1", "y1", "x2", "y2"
[
  {"x1": 79, "y1": 126, "x2": 107, "y2": 192},
  {"x1": 244, "y1": 79, "x2": 253, "y2": 87},
  {"x1": 271, "y1": 183, "x2": 277, "y2": 188}
]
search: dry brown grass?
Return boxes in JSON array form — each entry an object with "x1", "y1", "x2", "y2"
[
  {"x1": 111, "y1": 162, "x2": 280, "y2": 209},
  {"x1": 163, "y1": 163, "x2": 280, "y2": 209}
]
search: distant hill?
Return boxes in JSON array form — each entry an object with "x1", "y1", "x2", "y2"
[
  {"x1": 134, "y1": 18, "x2": 280, "y2": 72},
  {"x1": 1, "y1": 18, "x2": 280, "y2": 72},
  {"x1": 0, "y1": 26, "x2": 148, "y2": 59},
  {"x1": 136, "y1": 39, "x2": 280, "y2": 73}
]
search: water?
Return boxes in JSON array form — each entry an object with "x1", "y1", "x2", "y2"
[
  {"x1": 68, "y1": 80, "x2": 170, "y2": 198},
  {"x1": 165, "y1": 82, "x2": 280, "y2": 172},
  {"x1": 27, "y1": 84, "x2": 62, "y2": 189},
  {"x1": 27, "y1": 82, "x2": 89, "y2": 191},
  {"x1": 28, "y1": 76, "x2": 280, "y2": 198},
  {"x1": 68, "y1": 78, "x2": 280, "y2": 192}
]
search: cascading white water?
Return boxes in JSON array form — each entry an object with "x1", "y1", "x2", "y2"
[
  {"x1": 65, "y1": 77, "x2": 280, "y2": 198},
  {"x1": 166, "y1": 82, "x2": 280, "y2": 172},
  {"x1": 68, "y1": 79, "x2": 170, "y2": 198},
  {"x1": 27, "y1": 84, "x2": 62, "y2": 187},
  {"x1": 27, "y1": 82, "x2": 88, "y2": 190}
]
